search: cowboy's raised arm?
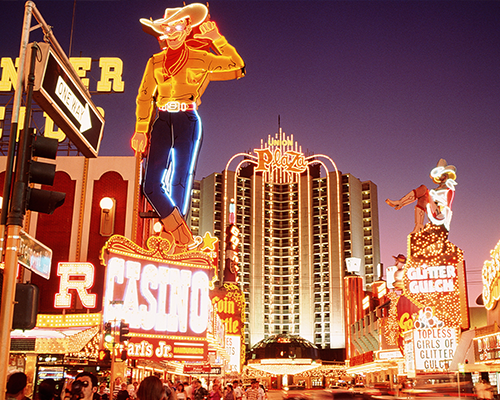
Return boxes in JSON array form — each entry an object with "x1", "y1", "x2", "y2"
[{"x1": 194, "y1": 21, "x2": 245, "y2": 80}]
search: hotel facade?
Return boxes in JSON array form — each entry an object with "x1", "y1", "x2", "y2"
[{"x1": 189, "y1": 131, "x2": 381, "y2": 351}]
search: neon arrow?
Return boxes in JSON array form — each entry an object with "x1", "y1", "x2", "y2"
[{"x1": 55, "y1": 75, "x2": 92, "y2": 133}]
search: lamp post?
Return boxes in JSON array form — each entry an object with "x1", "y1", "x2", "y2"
[{"x1": 108, "y1": 301, "x2": 123, "y2": 397}]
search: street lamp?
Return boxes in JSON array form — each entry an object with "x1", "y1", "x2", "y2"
[{"x1": 100, "y1": 197, "x2": 116, "y2": 236}]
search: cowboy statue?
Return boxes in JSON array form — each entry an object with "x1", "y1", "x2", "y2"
[
  {"x1": 131, "y1": 3, "x2": 245, "y2": 249},
  {"x1": 386, "y1": 159, "x2": 457, "y2": 234}
]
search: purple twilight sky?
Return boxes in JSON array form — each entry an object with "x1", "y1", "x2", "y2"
[{"x1": 1, "y1": 1, "x2": 499, "y2": 308}]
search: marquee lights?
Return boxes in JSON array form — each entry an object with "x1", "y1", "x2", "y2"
[
  {"x1": 482, "y1": 239, "x2": 500, "y2": 310},
  {"x1": 401, "y1": 224, "x2": 467, "y2": 329},
  {"x1": 54, "y1": 262, "x2": 96, "y2": 308},
  {"x1": 101, "y1": 234, "x2": 217, "y2": 362},
  {"x1": 385, "y1": 224, "x2": 468, "y2": 350}
]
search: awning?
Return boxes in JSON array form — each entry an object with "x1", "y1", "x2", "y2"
[
  {"x1": 449, "y1": 328, "x2": 476, "y2": 372},
  {"x1": 247, "y1": 359, "x2": 321, "y2": 375}
]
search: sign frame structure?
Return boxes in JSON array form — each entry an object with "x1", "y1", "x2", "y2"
[
  {"x1": 101, "y1": 234, "x2": 219, "y2": 363},
  {"x1": 18, "y1": 229, "x2": 52, "y2": 280},
  {"x1": 27, "y1": 42, "x2": 104, "y2": 158}
]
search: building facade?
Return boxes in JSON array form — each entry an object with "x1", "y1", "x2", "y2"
[{"x1": 189, "y1": 131, "x2": 381, "y2": 351}]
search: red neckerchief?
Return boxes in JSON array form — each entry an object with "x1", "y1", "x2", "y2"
[
  {"x1": 162, "y1": 38, "x2": 218, "y2": 80},
  {"x1": 162, "y1": 43, "x2": 189, "y2": 80}
]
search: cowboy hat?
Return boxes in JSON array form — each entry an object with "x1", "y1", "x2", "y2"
[
  {"x1": 392, "y1": 254, "x2": 406, "y2": 263},
  {"x1": 140, "y1": 3, "x2": 208, "y2": 38},
  {"x1": 430, "y1": 158, "x2": 457, "y2": 184}
]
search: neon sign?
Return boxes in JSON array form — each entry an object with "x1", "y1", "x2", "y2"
[
  {"x1": 210, "y1": 283, "x2": 245, "y2": 372},
  {"x1": 254, "y1": 148, "x2": 307, "y2": 174},
  {"x1": 54, "y1": 262, "x2": 96, "y2": 308},
  {"x1": 407, "y1": 264, "x2": 456, "y2": 294},
  {"x1": 101, "y1": 234, "x2": 218, "y2": 361},
  {"x1": 0, "y1": 56, "x2": 124, "y2": 93},
  {"x1": 482, "y1": 239, "x2": 500, "y2": 310},
  {"x1": 104, "y1": 257, "x2": 210, "y2": 333},
  {"x1": 401, "y1": 225, "x2": 468, "y2": 330},
  {"x1": 405, "y1": 308, "x2": 458, "y2": 371}
]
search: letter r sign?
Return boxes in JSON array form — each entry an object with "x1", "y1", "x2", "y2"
[{"x1": 54, "y1": 262, "x2": 97, "y2": 308}]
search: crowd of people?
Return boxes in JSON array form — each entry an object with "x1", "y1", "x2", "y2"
[{"x1": 5, "y1": 371, "x2": 267, "y2": 400}]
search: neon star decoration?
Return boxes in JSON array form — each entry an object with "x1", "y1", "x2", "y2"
[{"x1": 201, "y1": 231, "x2": 218, "y2": 251}]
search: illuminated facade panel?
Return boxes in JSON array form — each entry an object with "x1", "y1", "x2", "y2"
[{"x1": 189, "y1": 132, "x2": 381, "y2": 350}]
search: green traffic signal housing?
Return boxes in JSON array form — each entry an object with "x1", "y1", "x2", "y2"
[
  {"x1": 104, "y1": 322, "x2": 113, "y2": 343},
  {"x1": 119, "y1": 320, "x2": 130, "y2": 342},
  {"x1": 26, "y1": 133, "x2": 65, "y2": 214}
]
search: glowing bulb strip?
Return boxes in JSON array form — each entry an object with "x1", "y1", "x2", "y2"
[
  {"x1": 55, "y1": 262, "x2": 96, "y2": 308},
  {"x1": 37, "y1": 313, "x2": 102, "y2": 328},
  {"x1": 482, "y1": 239, "x2": 500, "y2": 310}
]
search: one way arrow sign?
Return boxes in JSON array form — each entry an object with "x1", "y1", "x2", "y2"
[{"x1": 28, "y1": 42, "x2": 104, "y2": 158}]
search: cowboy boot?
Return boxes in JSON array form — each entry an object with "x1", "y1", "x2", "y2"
[
  {"x1": 161, "y1": 207, "x2": 195, "y2": 247},
  {"x1": 411, "y1": 207, "x2": 425, "y2": 234},
  {"x1": 386, "y1": 190, "x2": 416, "y2": 210}
]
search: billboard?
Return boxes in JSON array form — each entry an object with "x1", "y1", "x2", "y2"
[{"x1": 101, "y1": 234, "x2": 218, "y2": 362}]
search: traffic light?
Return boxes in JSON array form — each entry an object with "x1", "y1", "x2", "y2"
[
  {"x1": 104, "y1": 322, "x2": 113, "y2": 344},
  {"x1": 12, "y1": 283, "x2": 39, "y2": 330},
  {"x1": 25, "y1": 131, "x2": 65, "y2": 214},
  {"x1": 119, "y1": 320, "x2": 130, "y2": 342},
  {"x1": 98, "y1": 349, "x2": 111, "y2": 362}
]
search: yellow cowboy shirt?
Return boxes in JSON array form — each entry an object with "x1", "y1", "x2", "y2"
[{"x1": 135, "y1": 36, "x2": 245, "y2": 133}]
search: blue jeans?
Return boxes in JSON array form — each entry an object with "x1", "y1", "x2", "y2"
[{"x1": 143, "y1": 110, "x2": 202, "y2": 218}]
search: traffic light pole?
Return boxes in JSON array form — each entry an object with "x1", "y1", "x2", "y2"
[{"x1": 0, "y1": 38, "x2": 38, "y2": 400}]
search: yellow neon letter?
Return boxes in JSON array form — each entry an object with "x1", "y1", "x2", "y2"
[
  {"x1": 69, "y1": 57, "x2": 92, "y2": 89},
  {"x1": 254, "y1": 148, "x2": 273, "y2": 171},
  {"x1": 0, "y1": 106, "x2": 5, "y2": 138},
  {"x1": 0, "y1": 58, "x2": 19, "y2": 92},
  {"x1": 43, "y1": 112, "x2": 66, "y2": 142},
  {"x1": 97, "y1": 57, "x2": 124, "y2": 92}
]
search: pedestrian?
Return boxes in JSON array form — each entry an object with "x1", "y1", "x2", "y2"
[
  {"x1": 475, "y1": 379, "x2": 493, "y2": 400},
  {"x1": 231, "y1": 382, "x2": 242, "y2": 400},
  {"x1": 6, "y1": 372, "x2": 29, "y2": 400},
  {"x1": 224, "y1": 385, "x2": 234, "y2": 400},
  {"x1": 136, "y1": 377, "x2": 165, "y2": 400},
  {"x1": 37, "y1": 379, "x2": 60, "y2": 400},
  {"x1": 97, "y1": 383, "x2": 109, "y2": 400},
  {"x1": 242, "y1": 380, "x2": 259, "y2": 400},
  {"x1": 112, "y1": 379, "x2": 122, "y2": 400},
  {"x1": 176, "y1": 384, "x2": 186, "y2": 400},
  {"x1": 183, "y1": 382, "x2": 192, "y2": 400},
  {"x1": 192, "y1": 380, "x2": 208, "y2": 400},
  {"x1": 208, "y1": 383, "x2": 222, "y2": 400},
  {"x1": 117, "y1": 383, "x2": 130, "y2": 400},
  {"x1": 64, "y1": 372, "x2": 98, "y2": 400}
]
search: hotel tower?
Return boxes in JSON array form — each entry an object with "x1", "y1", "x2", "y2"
[{"x1": 189, "y1": 130, "x2": 380, "y2": 351}]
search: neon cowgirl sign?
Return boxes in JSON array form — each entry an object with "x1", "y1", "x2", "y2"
[{"x1": 101, "y1": 234, "x2": 218, "y2": 361}]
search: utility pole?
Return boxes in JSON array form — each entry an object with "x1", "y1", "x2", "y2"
[{"x1": 0, "y1": 7, "x2": 37, "y2": 395}]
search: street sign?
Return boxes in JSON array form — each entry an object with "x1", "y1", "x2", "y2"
[
  {"x1": 27, "y1": 42, "x2": 104, "y2": 158},
  {"x1": 183, "y1": 363, "x2": 211, "y2": 374},
  {"x1": 18, "y1": 229, "x2": 52, "y2": 280}
]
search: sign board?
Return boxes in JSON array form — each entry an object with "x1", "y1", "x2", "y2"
[
  {"x1": 27, "y1": 42, "x2": 104, "y2": 157},
  {"x1": 183, "y1": 363, "x2": 211, "y2": 374},
  {"x1": 102, "y1": 235, "x2": 219, "y2": 362},
  {"x1": 405, "y1": 327, "x2": 458, "y2": 373},
  {"x1": 18, "y1": 230, "x2": 52, "y2": 280},
  {"x1": 225, "y1": 334, "x2": 242, "y2": 373}
]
